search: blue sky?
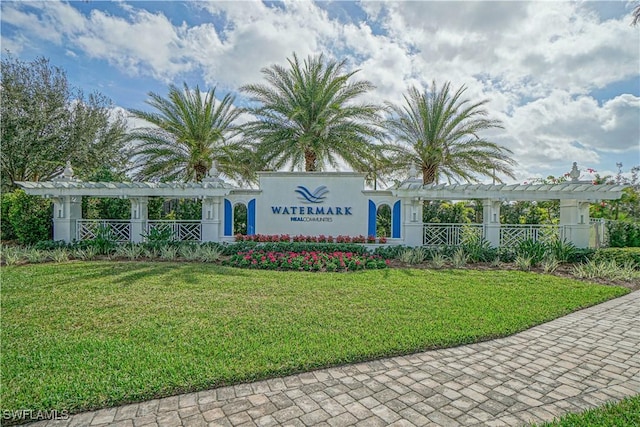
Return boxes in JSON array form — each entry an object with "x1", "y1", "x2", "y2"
[{"x1": 2, "y1": 0, "x2": 639, "y2": 184}]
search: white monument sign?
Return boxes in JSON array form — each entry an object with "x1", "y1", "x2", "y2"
[{"x1": 255, "y1": 172, "x2": 368, "y2": 237}]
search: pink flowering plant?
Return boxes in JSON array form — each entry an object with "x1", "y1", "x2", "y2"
[{"x1": 226, "y1": 250, "x2": 389, "y2": 272}]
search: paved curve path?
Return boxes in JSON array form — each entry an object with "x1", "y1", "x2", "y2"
[{"x1": 30, "y1": 291, "x2": 639, "y2": 427}]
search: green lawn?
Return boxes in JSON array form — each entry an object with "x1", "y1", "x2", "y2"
[
  {"x1": 1, "y1": 262, "x2": 628, "y2": 418},
  {"x1": 535, "y1": 394, "x2": 640, "y2": 426}
]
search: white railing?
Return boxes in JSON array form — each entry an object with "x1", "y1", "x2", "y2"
[
  {"x1": 77, "y1": 220, "x2": 131, "y2": 243},
  {"x1": 423, "y1": 223, "x2": 565, "y2": 247},
  {"x1": 146, "y1": 220, "x2": 201, "y2": 241},
  {"x1": 499, "y1": 224, "x2": 562, "y2": 247},
  {"x1": 423, "y1": 223, "x2": 483, "y2": 246}
]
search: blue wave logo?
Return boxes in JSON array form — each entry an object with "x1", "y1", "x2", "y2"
[{"x1": 295, "y1": 185, "x2": 329, "y2": 204}]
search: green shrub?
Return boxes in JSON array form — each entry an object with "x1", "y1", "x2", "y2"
[
  {"x1": 593, "y1": 248, "x2": 640, "y2": 270},
  {"x1": 82, "y1": 197, "x2": 130, "y2": 220},
  {"x1": 607, "y1": 221, "x2": 640, "y2": 247},
  {"x1": 567, "y1": 248, "x2": 595, "y2": 264},
  {"x1": 32, "y1": 240, "x2": 68, "y2": 251},
  {"x1": 547, "y1": 239, "x2": 577, "y2": 263},
  {"x1": 141, "y1": 227, "x2": 176, "y2": 250},
  {"x1": 515, "y1": 239, "x2": 546, "y2": 266},
  {"x1": 498, "y1": 247, "x2": 517, "y2": 263},
  {"x1": 1, "y1": 193, "x2": 17, "y2": 240},
  {"x1": 373, "y1": 245, "x2": 407, "y2": 259},
  {"x1": 461, "y1": 234, "x2": 496, "y2": 262},
  {"x1": 4, "y1": 190, "x2": 52, "y2": 245},
  {"x1": 86, "y1": 224, "x2": 117, "y2": 255}
]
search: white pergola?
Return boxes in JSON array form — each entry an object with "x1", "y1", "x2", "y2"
[
  {"x1": 16, "y1": 162, "x2": 626, "y2": 248},
  {"x1": 392, "y1": 172, "x2": 625, "y2": 247}
]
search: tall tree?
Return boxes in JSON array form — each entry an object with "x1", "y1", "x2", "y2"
[
  {"x1": 128, "y1": 83, "x2": 251, "y2": 182},
  {"x1": 241, "y1": 53, "x2": 381, "y2": 172},
  {"x1": 385, "y1": 81, "x2": 516, "y2": 185},
  {"x1": 1, "y1": 55, "x2": 127, "y2": 190}
]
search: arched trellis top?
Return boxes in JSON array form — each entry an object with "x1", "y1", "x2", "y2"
[
  {"x1": 15, "y1": 180, "x2": 238, "y2": 198},
  {"x1": 16, "y1": 180, "x2": 625, "y2": 201},
  {"x1": 393, "y1": 179, "x2": 625, "y2": 201}
]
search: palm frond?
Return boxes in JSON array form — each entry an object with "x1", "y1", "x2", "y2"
[
  {"x1": 240, "y1": 53, "x2": 381, "y2": 172},
  {"x1": 384, "y1": 81, "x2": 515, "y2": 184},
  {"x1": 128, "y1": 83, "x2": 249, "y2": 182}
]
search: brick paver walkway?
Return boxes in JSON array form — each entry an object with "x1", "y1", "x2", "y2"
[{"x1": 30, "y1": 291, "x2": 639, "y2": 427}]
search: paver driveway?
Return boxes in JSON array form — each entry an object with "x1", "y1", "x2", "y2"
[{"x1": 29, "y1": 291, "x2": 639, "y2": 427}]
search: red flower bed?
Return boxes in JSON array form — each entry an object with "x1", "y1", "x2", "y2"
[{"x1": 226, "y1": 250, "x2": 389, "y2": 272}]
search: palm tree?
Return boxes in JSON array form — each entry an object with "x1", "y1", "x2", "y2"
[
  {"x1": 240, "y1": 53, "x2": 381, "y2": 172},
  {"x1": 128, "y1": 83, "x2": 251, "y2": 182},
  {"x1": 385, "y1": 81, "x2": 516, "y2": 185},
  {"x1": 633, "y1": 4, "x2": 640, "y2": 26}
]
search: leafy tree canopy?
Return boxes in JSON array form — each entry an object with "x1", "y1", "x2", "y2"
[{"x1": 1, "y1": 55, "x2": 127, "y2": 191}]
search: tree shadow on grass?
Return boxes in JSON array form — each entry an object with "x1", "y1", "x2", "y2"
[
  {"x1": 101, "y1": 262, "x2": 252, "y2": 287},
  {"x1": 4, "y1": 261, "x2": 251, "y2": 290}
]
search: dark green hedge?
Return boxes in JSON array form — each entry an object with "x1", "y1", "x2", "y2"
[
  {"x1": 1, "y1": 190, "x2": 52, "y2": 244},
  {"x1": 607, "y1": 221, "x2": 640, "y2": 247},
  {"x1": 593, "y1": 247, "x2": 640, "y2": 269}
]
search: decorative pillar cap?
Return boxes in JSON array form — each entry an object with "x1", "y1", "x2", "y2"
[
  {"x1": 63, "y1": 161, "x2": 74, "y2": 178},
  {"x1": 569, "y1": 162, "x2": 580, "y2": 182},
  {"x1": 203, "y1": 162, "x2": 222, "y2": 180},
  {"x1": 54, "y1": 161, "x2": 79, "y2": 182},
  {"x1": 408, "y1": 164, "x2": 418, "y2": 180}
]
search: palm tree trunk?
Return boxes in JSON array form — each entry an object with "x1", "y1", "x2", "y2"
[
  {"x1": 194, "y1": 163, "x2": 208, "y2": 182},
  {"x1": 422, "y1": 164, "x2": 437, "y2": 185},
  {"x1": 305, "y1": 150, "x2": 317, "y2": 172}
]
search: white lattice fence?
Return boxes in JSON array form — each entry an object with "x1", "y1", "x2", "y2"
[
  {"x1": 77, "y1": 220, "x2": 131, "y2": 243},
  {"x1": 499, "y1": 225, "x2": 562, "y2": 247},
  {"x1": 146, "y1": 221, "x2": 201, "y2": 242},
  {"x1": 424, "y1": 224, "x2": 483, "y2": 246}
]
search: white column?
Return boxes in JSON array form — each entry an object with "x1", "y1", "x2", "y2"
[
  {"x1": 403, "y1": 198, "x2": 424, "y2": 247},
  {"x1": 560, "y1": 199, "x2": 590, "y2": 248},
  {"x1": 482, "y1": 199, "x2": 501, "y2": 247},
  {"x1": 130, "y1": 197, "x2": 148, "y2": 243},
  {"x1": 52, "y1": 196, "x2": 82, "y2": 243},
  {"x1": 201, "y1": 197, "x2": 221, "y2": 242}
]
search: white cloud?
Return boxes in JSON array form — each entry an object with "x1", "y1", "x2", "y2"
[
  {"x1": 2, "y1": 0, "x2": 638, "y2": 181},
  {"x1": 510, "y1": 92, "x2": 639, "y2": 152},
  {"x1": 493, "y1": 91, "x2": 639, "y2": 182}
]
